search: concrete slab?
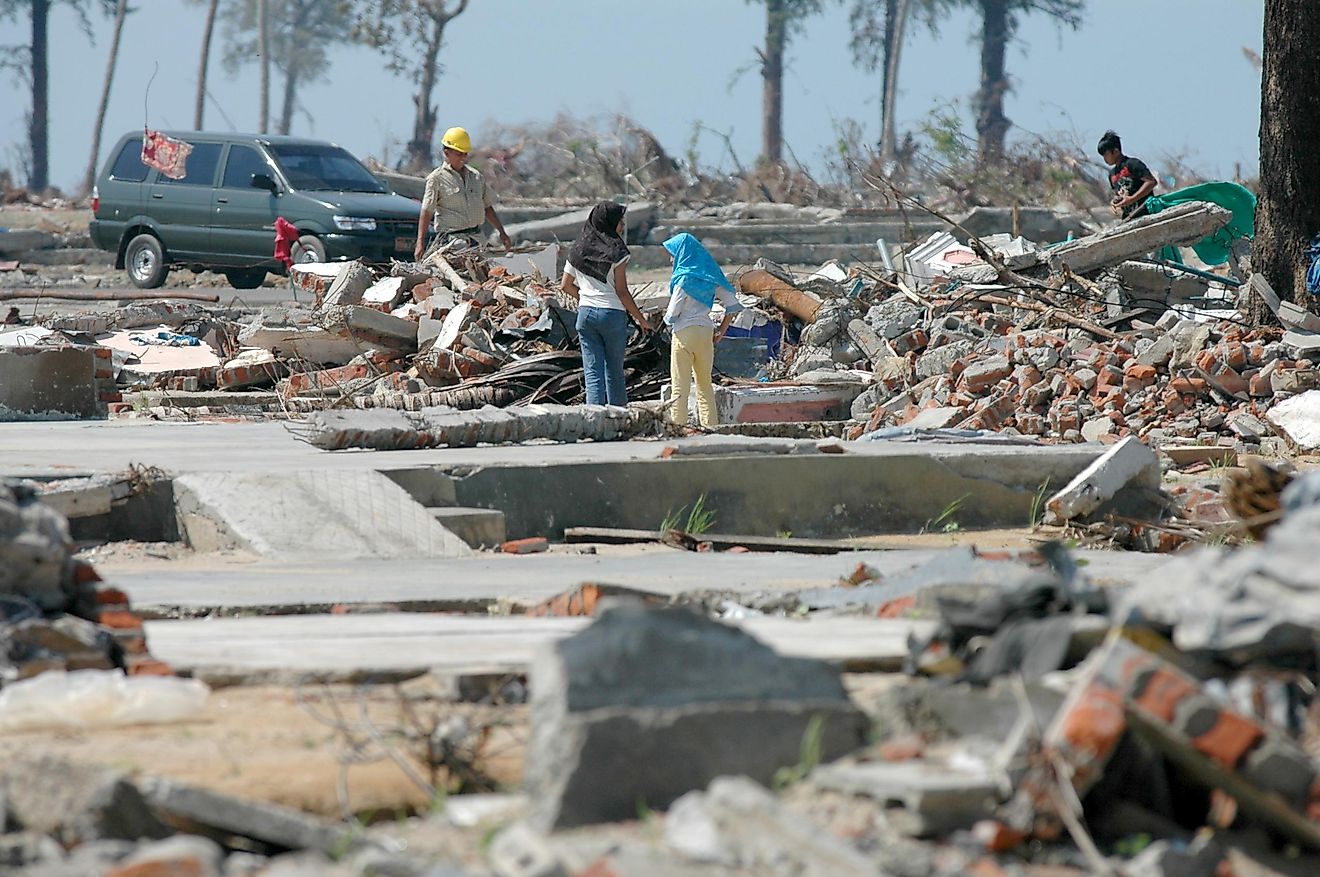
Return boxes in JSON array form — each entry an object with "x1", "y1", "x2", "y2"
[
  {"x1": 0, "y1": 421, "x2": 1112, "y2": 536},
  {"x1": 110, "y1": 548, "x2": 1172, "y2": 613},
  {"x1": 173, "y1": 469, "x2": 472, "y2": 559},
  {"x1": 142, "y1": 614, "x2": 937, "y2": 679},
  {"x1": 0, "y1": 347, "x2": 100, "y2": 420}
]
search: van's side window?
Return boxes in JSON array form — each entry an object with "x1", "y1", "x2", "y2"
[
  {"x1": 222, "y1": 146, "x2": 270, "y2": 189},
  {"x1": 155, "y1": 142, "x2": 222, "y2": 186},
  {"x1": 109, "y1": 138, "x2": 148, "y2": 181}
]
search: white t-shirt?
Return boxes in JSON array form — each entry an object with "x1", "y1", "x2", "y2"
[
  {"x1": 565, "y1": 257, "x2": 628, "y2": 310},
  {"x1": 664, "y1": 283, "x2": 744, "y2": 333}
]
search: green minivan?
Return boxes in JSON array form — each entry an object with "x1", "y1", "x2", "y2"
[{"x1": 90, "y1": 131, "x2": 424, "y2": 289}]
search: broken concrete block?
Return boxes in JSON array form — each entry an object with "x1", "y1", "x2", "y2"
[
  {"x1": 1043, "y1": 435, "x2": 1160, "y2": 523},
  {"x1": 304, "y1": 409, "x2": 428, "y2": 451},
  {"x1": 1249, "y1": 273, "x2": 1282, "y2": 316},
  {"x1": 524, "y1": 604, "x2": 868, "y2": 829},
  {"x1": 905, "y1": 407, "x2": 966, "y2": 429},
  {"x1": 1, "y1": 756, "x2": 168, "y2": 845},
  {"x1": 1266, "y1": 390, "x2": 1320, "y2": 450},
  {"x1": 1278, "y1": 301, "x2": 1320, "y2": 333},
  {"x1": 141, "y1": 777, "x2": 357, "y2": 856},
  {"x1": 320, "y1": 259, "x2": 374, "y2": 309},
  {"x1": 1281, "y1": 329, "x2": 1320, "y2": 357},
  {"x1": 0, "y1": 346, "x2": 102, "y2": 421},
  {"x1": 811, "y1": 759, "x2": 999, "y2": 837},
  {"x1": 664, "y1": 777, "x2": 882, "y2": 876},
  {"x1": 315, "y1": 305, "x2": 418, "y2": 352},
  {"x1": 487, "y1": 823, "x2": 567, "y2": 877},
  {"x1": 1046, "y1": 202, "x2": 1233, "y2": 276},
  {"x1": 845, "y1": 319, "x2": 892, "y2": 363}
]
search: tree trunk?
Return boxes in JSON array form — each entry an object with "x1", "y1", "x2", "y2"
[
  {"x1": 29, "y1": 0, "x2": 50, "y2": 191},
  {"x1": 257, "y1": 0, "x2": 270, "y2": 133},
  {"x1": 194, "y1": 0, "x2": 219, "y2": 129},
  {"x1": 406, "y1": 18, "x2": 446, "y2": 171},
  {"x1": 974, "y1": 0, "x2": 1011, "y2": 164},
  {"x1": 279, "y1": 67, "x2": 297, "y2": 135},
  {"x1": 879, "y1": 0, "x2": 910, "y2": 164},
  {"x1": 83, "y1": 0, "x2": 128, "y2": 194},
  {"x1": 1255, "y1": 0, "x2": 1320, "y2": 318},
  {"x1": 761, "y1": 0, "x2": 786, "y2": 165}
]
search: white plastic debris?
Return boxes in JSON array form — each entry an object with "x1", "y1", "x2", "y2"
[{"x1": 0, "y1": 669, "x2": 209, "y2": 731}]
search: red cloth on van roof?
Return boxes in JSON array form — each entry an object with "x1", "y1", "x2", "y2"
[{"x1": 141, "y1": 128, "x2": 193, "y2": 180}]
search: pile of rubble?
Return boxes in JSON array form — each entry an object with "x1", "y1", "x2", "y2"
[{"x1": 0, "y1": 477, "x2": 167, "y2": 683}]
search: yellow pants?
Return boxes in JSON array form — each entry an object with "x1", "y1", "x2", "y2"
[{"x1": 670, "y1": 325, "x2": 718, "y2": 426}]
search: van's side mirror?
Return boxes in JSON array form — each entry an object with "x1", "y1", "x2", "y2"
[{"x1": 251, "y1": 173, "x2": 278, "y2": 193}]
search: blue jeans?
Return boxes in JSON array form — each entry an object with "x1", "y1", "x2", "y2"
[{"x1": 577, "y1": 306, "x2": 629, "y2": 406}]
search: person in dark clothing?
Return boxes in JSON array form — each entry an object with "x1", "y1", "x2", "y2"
[
  {"x1": 1097, "y1": 130, "x2": 1157, "y2": 220},
  {"x1": 560, "y1": 202, "x2": 651, "y2": 406}
]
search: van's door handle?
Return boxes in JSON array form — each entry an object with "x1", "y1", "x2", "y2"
[
  {"x1": 151, "y1": 193, "x2": 163, "y2": 199},
  {"x1": 216, "y1": 197, "x2": 228, "y2": 204}
]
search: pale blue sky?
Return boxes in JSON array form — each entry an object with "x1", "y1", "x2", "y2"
[{"x1": 0, "y1": 0, "x2": 1265, "y2": 193}]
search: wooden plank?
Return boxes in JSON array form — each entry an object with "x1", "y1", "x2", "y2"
[{"x1": 563, "y1": 526, "x2": 879, "y2": 555}]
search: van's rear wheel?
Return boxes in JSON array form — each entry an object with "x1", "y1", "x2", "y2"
[
  {"x1": 125, "y1": 233, "x2": 168, "y2": 289},
  {"x1": 290, "y1": 234, "x2": 326, "y2": 264},
  {"x1": 224, "y1": 268, "x2": 267, "y2": 289}
]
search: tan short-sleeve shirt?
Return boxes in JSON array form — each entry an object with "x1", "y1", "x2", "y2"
[{"x1": 421, "y1": 163, "x2": 492, "y2": 232}]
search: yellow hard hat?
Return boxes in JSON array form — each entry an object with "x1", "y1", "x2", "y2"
[{"x1": 441, "y1": 127, "x2": 472, "y2": 154}]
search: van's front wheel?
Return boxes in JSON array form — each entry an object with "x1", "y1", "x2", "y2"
[
  {"x1": 224, "y1": 268, "x2": 267, "y2": 289},
  {"x1": 125, "y1": 233, "x2": 168, "y2": 289},
  {"x1": 290, "y1": 234, "x2": 326, "y2": 264}
]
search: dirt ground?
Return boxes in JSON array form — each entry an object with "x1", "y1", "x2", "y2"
[{"x1": 0, "y1": 679, "x2": 527, "y2": 820}]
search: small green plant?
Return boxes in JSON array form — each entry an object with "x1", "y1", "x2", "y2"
[
  {"x1": 660, "y1": 493, "x2": 716, "y2": 536},
  {"x1": 777, "y1": 529, "x2": 793, "y2": 539},
  {"x1": 1028, "y1": 479, "x2": 1052, "y2": 529},
  {"x1": 773, "y1": 714, "x2": 826, "y2": 790},
  {"x1": 636, "y1": 796, "x2": 655, "y2": 823},
  {"x1": 924, "y1": 495, "x2": 967, "y2": 535}
]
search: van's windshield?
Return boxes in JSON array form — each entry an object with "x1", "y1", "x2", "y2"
[{"x1": 268, "y1": 143, "x2": 386, "y2": 193}]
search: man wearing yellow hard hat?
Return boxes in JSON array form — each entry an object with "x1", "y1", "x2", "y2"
[{"x1": 414, "y1": 126, "x2": 513, "y2": 260}]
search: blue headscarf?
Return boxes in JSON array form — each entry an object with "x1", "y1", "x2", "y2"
[{"x1": 664, "y1": 232, "x2": 733, "y2": 310}]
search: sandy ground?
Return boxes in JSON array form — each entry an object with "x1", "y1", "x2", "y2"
[{"x1": 0, "y1": 678, "x2": 527, "y2": 819}]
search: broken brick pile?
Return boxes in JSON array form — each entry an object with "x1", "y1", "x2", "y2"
[
  {"x1": 0, "y1": 479, "x2": 166, "y2": 681},
  {"x1": 852, "y1": 307, "x2": 1293, "y2": 451}
]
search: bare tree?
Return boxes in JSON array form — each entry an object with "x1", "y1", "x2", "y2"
[
  {"x1": 848, "y1": 0, "x2": 916, "y2": 163},
  {"x1": 221, "y1": 0, "x2": 359, "y2": 135},
  {"x1": 256, "y1": 0, "x2": 269, "y2": 132},
  {"x1": 747, "y1": 0, "x2": 823, "y2": 165},
  {"x1": 0, "y1": 0, "x2": 115, "y2": 191},
  {"x1": 357, "y1": 0, "x2": 470, "y2": 172},
  {"x1": 82, "y1": 0, "x2": 128, "y2": 193},
  {"x1": 961, "y1": 0, "x2": 1083, "y2": 163},
  {"x1": 1254, "y1": 0, "x2": 1320, "y2": 314},
  {"x1": 193, "y1": 0, "x2": 219, "y2": 128}
]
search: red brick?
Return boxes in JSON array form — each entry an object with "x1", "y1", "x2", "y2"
[
  {"x1": 972, "y1": 819, "x2": 1029, "y2": 853},
  {"x1": 878, "y1": 733, "x2": 926, "y2": 762},
  {"x1": 1124, "y1": 363, "x2": 1157, "y2": 382},
  {"x1": 96, "y1": 609, "x2": 143, "y2": 631},
  {"x1": 1132, "y1": 667, "x2": 1198, "y2": 722},
  {"x1": 1223, "y1": 341, "x2": 1248, "y2": 369},
  {"x1": 126, "y1": 658, "x2": 176, "y2": 677},
  {"x1": 106, "y1": 857, "x2": 208, "y2": 877},
  {"x1": 501, "y1": 537, "x2": 549, "y2": 555},
  {"x1": 95, "y1": 586, "x2": 131, "y2": 606},
  {"x1": 286, "y1": 362, "x2": 370, "y2": 393},
  {"x1": 1190, "y1": 710, "x2": 1264, "y2": 768}
]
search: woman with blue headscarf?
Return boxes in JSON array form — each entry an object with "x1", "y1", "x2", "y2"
[{"x1": 663, "y1": 233, "x2": 743, "y2": 426}]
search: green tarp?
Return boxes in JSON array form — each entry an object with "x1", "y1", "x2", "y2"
[{"x1": 1143, "y1": 181, "x2": 1256, "y2": 266}]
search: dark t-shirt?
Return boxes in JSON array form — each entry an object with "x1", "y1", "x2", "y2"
[{"x1": 1108, "y1": 156, "x2": 1156, "y2": 219}]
